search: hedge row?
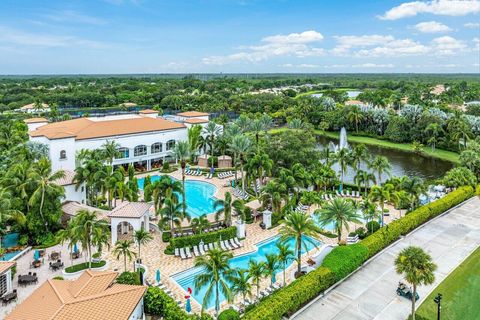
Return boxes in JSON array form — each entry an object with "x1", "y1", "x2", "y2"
[
  {"x1": 321, "y1": 244, "x2": 369, "y2": 282},
  {"x1": 242, "y1": 267, "x2": 335, "y2": 320},
  {"x1": 168, "y1": 227, "x2": 237, "y2": 250},
  {"x1": 361, "y1": 186, "x2": 474, "y2": 257},
  {"x1": 144, "y1": 287, "x2": 213, "y2": 320},
  {"x1": 476, "y1": 184, "x2": 480, "y2": 196}
]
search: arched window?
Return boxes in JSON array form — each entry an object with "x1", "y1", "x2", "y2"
[
  {"x1": 116, "y1": 147, "x2": 129, "y2": 159},
  {"x1": 59, "y1": 150, "x2": 66, "y2": 159},
  {"x1": 151, "y1": 142, "x2": 162, "y2": 154},
  {"x1": 166, "y1": 140, "x2": 176, "y2": 151},
  {"x1": 134, "y1": 145, "x2": 147, "y2": 157}
]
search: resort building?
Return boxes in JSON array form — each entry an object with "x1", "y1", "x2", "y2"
[
  {"x1": 0, "y1": 262, "x2": 16, "y2": 298},
  {"x1": 18, "y1": 103, "x2": 51, "y2": 114},
  {"x1": 5, "y1": 270, "x2": 146, "y2": 320}
]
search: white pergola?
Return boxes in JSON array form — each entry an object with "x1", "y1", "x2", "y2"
[{"x1": 108, "y1": 202, "x2": 152, "y2": 245}]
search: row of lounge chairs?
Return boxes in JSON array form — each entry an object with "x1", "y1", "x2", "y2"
[
  {"x1": 171, "y1": 225, "x2": 225, "y2": 238},
  {"x1": 185, "y1": 168, "x2": 202, "y2": 176},
  {"x1": 232, "y1": 283, "x2": 282, "y2": 313},
  {"x1": 218, "y1": 171, "x2": 234, "y2": 179},
  {"x1": 174, "y1": 238, "x2": 243, "y2": 260},
  {"x1": 335, "y1": 190, "x2": 361, "y2": 198},
  {"x1": 156, "y1": 282, "x2": 185, "y2": 308},
  {"x1": 294, "y1": 203, "x2": 310, "y2": 213},
  {"x1": 233, "y1": 187, "x2": 249, "y2": 200}
]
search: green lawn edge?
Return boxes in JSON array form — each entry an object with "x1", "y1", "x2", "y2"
[
  {"x1": 415, "y1": 246, "x2": 480, "y2": 320},
  {"x1": 270, "y1": 128, "x2": 459, "y2": 164}
]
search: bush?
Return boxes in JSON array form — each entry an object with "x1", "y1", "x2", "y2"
[
  {"x1": 321, "y1": 244, "x2": 369, "y2": 281},
  {"x1": 92, "y1": 252, "x2": 101, "y2": 259},
  {"x1": 64, "y1": 261, "x2": 106, "y2": 273},
  {"x1": 34, "y1": 233, "x2": 60, "y2": 248},
  {"x1": 162, "y1": 162, "x2": 170, "y2": 171},
  {"x1": 243, "y1": 267, "x2": 335, "y2": 320},
  {"x1": 168, "y1": 227, "x2": 237, "y2": 250},
  {"x1": 365, "y1": 221, "x2": 380, "y2": 234},
  {"x1": 144, "y1": 287, "x2": 213, "y2": 320},
  {"x1": 52, "y1": 276, "x2": 64, "y2": 280},
  {"x1": 218, "y1": 309, "x2": 240, "y2": 320},
  {"x1": 476, "y1": 184, "x2": 480, "y2": 197},
  {"x1": 208, "y1": 156, "x2": 218, "y2": 167},
  {"x1": 18, "y1": 234, "x2": 29, "y2": 246},
  {"x1": 356, "y1": 227, "x2": 367, "y2": 239},
  {"x1": 116, "y1": 271, "x2": 141, "y2": 285},
  {"x1": 361, "y1": 186, "x2": 474, "y2": 257},
  {"x1": 162, "y1": 231, "x2": 171, "y2": 242}
]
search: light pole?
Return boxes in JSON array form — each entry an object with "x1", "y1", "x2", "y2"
[{"x1": 434, "y1": 293, "x2": 442, "y2": 320}]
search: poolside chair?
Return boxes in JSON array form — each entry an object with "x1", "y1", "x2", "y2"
[
  {"x1": 179, "y1": 248, "x2": 187, "y2": 260},
  {"x1": 193, "y1": 246, "x2": 200, "y2": 256},
  {"x1": 174, "y1": 248, "x2": 180, "y2": 257},
  {"x1": 233, "y1": 237, "x2": 243, "y2": 247},
  {"x1": 220, "y1": 241, "x2": 227, "y2": 251},
  {"x1": 199, "y1": 245, "x2": 206, "y2": 255},
  {"x1": 229, "y1": 239, "x2": 240, "y2": 249},
  {"x1": 185, "y1": 247, "x2": 192, "y2": 259},
  {"x1": 224, "y1": 240, "x2": 233, "y2": 250},
  {"x1": 335, "y1": 190, "x2": 341, "y2": 197},
  {"x1": 208, "y1": 243, "x2": 215, "y2": 250}
]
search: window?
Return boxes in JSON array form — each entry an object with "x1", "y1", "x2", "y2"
[
  {"x1": 59, "y1": 150, "x2": 66, "y2": 160},
  {"x1": 151, "y1": 142, "x2": 162, "y2": 154},
  {"x1": 134, "y1": 145, "x2": 147, "y2": 157},
  {"x1": 117, "y1": 147, "x2": 130, "y2": 159},
  {"x1": 166, "y1": 140, "x2": 175, "y2": 151}
]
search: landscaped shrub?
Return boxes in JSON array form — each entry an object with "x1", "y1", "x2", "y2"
[
  {"x1": 218, "y1": 308, "x2": 240, "y2": 320},
  {"x1": 116, "y1": 271, "x2": 141, "y2": 285},
  {"x1": 242, "y1": 267, "x2": 335, "y2": 320},
  {"x1": 162, "y1": 231, "x2": 171, "y2": 242},
  {"x1": 168, "y1": 226, "x2": 237, "y2": 250},
  {"x1": 365, "y1": 220, "x2": 380, "y2": 234},
  {"x1": 321, "y1": 244, "x2": 369, "y2": 281},
  {"x1": 361, "y1": 186, "x2": 474, "y2": 257},
  {"x1": 64, "y1": 261, "x2": 106, "y2": 273},
  {"x1": 476, "y1": 184, "x2": 480, "y2": 197},
  {"x1": 162, "y1": 162, "x2": 170, "y2": 171},
  {"x1": 144, "y1": 287, "x2": 213, "y2": 320},
  {"x1": 52, "y1": 276, "x2": 64, "y2": 280},
  {"x1": 355, "y1": 227, "x2": 367, "y2": 239}
]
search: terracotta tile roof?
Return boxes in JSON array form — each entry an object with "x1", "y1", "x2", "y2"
[
  {"x1": 20, "y1": 103, "x2": 49, "y2": 110},
  {"x1": 5, "y1": 270, "x2": 146, "y2": 320},
  {"x1": 177, "y1": 111, "x2": 210, "y2": 117},
  {"x1": 184, "y1": 118, "x2": 208, "y2": 124},
  {"x1": 24, "y1": 117, "x2": 48, "y2": 124},
  {"x1": 120, "y1": 102, "x2": 137, "y2": 107},
  {"x1": 29, "y1": 117, "x2": 185, "y2": 140},
  {"x1": 53, "y1": 170, "x2": 76, "y2": 186},
  {"x1": 0, "y1": 261, "x2": 15, "y2": 274},
  {"x1": 108, "y1": 201, "x2": 152, "y2": 218},
  {"x1": 139, "y1": 109, "x2": 158, "y2": 114},
  {"x1": 61, "y1": 202, "x2": 110, "y2": 221}
]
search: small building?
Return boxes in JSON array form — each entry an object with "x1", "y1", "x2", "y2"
[
  {"x1": 61, "y1": 201, "x2": 110, "y2": 224},
  {"x1": 108, "y1": 201, "x2": 152, "y2": 245},
  {"x1": 138, "y1": 109, "x2": 158, "y2": 118},
  {"x1": 183, "y1": 117, "x2": 209, "y2": 129},
  {"x1": 5, "y1": 270, "x2": 146, "y2": 320},
  {"x1": 24, "y1": 117, "x2": 48, "y2": 131},
  {"x1": 0, "y1": 261, "x2": 16, "y2": 298},
  {"x1": 54, "y1": 170, "x2": 86, "y2": 203},
  {"x1": 218, "y1": 155, "x2": 232, "y2": 168},
  {"x1": 197, "y1": 154, "x2": 210, "y2": 167},
  {"x1": 176, "y1": 111, "x2": 210, "y2": 122},
  {"x1": 19, "y1": 103, "x2": 50, "y2": 114}
]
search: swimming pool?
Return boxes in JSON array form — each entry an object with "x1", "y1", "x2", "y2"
[
  {"x1": 312, "y1": 212, "x2": 367, "y2": 232},
  {"x1": 172, "y1": 235, "x2": 322, "y2": 309},
  {"x1": 137, "y1": 176, "x2": 221, "y2": 218},
  {"x1": 0, "y1": 251, "x2": 21, "y2": 261}
]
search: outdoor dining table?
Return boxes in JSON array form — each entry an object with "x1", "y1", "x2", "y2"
[
  {"x1": 18, "y1": 275, "x2": 37, "y2": 286},
  {"x1": 1, "y1": 291, "x2": 17, "y2": 305},
  {"x1": 50, "y1": 261, "x2": 64, "y2": 270}
]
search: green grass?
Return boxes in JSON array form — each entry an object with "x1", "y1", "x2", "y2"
[
  {"x1": 415, "y1": 247, "x2": 480, "y2": 320},
  {"x1": 64, "y1": 260, "x2": 106, "y2": 273}
]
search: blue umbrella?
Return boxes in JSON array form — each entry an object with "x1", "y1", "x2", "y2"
[
  {"x1": 271, "y1": 273, "x2": 276, "y2": 284},
  {"x1": 156, "y1": 269, "x2": 161, "y2": 283},
  {"x1": 73, "y1": 243, "x2": 78, "y2": 253},
  {"x1": 185, "y1": 298, "x2": 191, "y2": 313},
  {"x1": 210, "y1": 167, "x2": 214, "y2": 174},
  {"x1": 33, "y1": 250, "x2": 40, "y2": 261}
]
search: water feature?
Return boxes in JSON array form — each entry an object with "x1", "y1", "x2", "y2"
[
  {"x1": 0, "y1": 232, "x2": 21, "y2": 261},
  {"x1": 346, "y1": 90, "x2": 362, "y2": 98}
]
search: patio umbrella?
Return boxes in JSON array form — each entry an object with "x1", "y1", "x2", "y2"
[
  {"x1": 33, "y1": 250, "x2": 40, "y2": 261},
  {"x1": 156, "y1": 269, "x2": 161, "y2": 284},
  {"x1": 271, "y1": 273, "x2": 276, "y2": 284},
  {"x1": 73, "y1": 243, "x2": 78, "y2": 253},
  {"x1": 185, "y1": 298, "x2": 191, "y2": 313}
]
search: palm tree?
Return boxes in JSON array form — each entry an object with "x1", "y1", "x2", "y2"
[
  {"x1": 350, "y1": 144, "x2": 369, "y2": 173},
  {"x1": 159, "y1": 197, "x2": 186, "y2": 233},
  {"x1": 354, "y1": 170, "x2": 375, "y2": 196},
  {"x1": 250, "y1": 119, "x2": 265, "y2": 148},
  {"x1": 247, "y1": 259, "x2": 265, "y2": 298},
  {"x1": 194, "y1": 248, "x2": 234, "y2": 316},
  {"x1": 28, "y1": 157, "x2": 65, "y2": 232},
  {"x1": 347, "y1": 106, "x2": 365, "y2": 133},
  {"x1": 214, "y1": 192, "x2": 243, "y2": 226},
  {"x1": 369, "y1": 184, "x2": 398, "y2": 226},
  {"x1": 191, "y1": 214, "x2": 210, "y2": 234},
  {"x1": 248, "y1": 153, "x2": 273, "y2": 187},
  {"x1": 0, "y1": 187, "x2": 25, "y2": 250},
  {"x1": 172, "y1": 141, "x2": 190, "y2": 218},
  {"x1": 424, "y1": 123, "x2": 443, "y2": 151},
  {"x1": 187, "y1": 124, "x2": 203, "y2": 162},
  {"x1": 231, "y1": 269, "x2": 252, "y2": 305},
  {"x1": 94, "y1": 165, "x2": 124, "y2": 208},
  {"x1": 278, "y1": 211, "x2": 321, "y2": 276},
  {"x1": 133, "y1": 228, "x2": 153, "y2": 261},
  {"x1": 288, "y1": 118, "x2": 304, "y2": 130},
  {"x1": 315, "y1": 198, "x2": 362, "y2": 242},
  {"x1": 395, "y1": 246, "x2": 437, "y2": 320},
  {"x1": 203, "y1": 121, "x2": 221, "y2": 168},
  {"x1": 276, "y1": 242, "x2": 294, "y2": 286},
  {"x1": 401, "y1": 177, "x2": 426, "y2": 210},
  {"x1": 334, "y1": 148, "x2": 351, "y2": 189},
  {"x1": 359, "y1": 199, "x2": 379, "y2": 233},
  {"x1": 101, "y1": 140, "x2": 120, "y2": 165},
  {"x1": 235, "y1": 115, "x2": 251, "y2": 133},
  {"x1": 260, "y1": 181, "x2": 282, "y2": 214},
  {"x1": 368, "y1": 156, "x2": 391, "y2": 184},
  {"x1": 259, "y1": 113, "x2": 273, "y2": 135},
  {"x1": 70, "y1": 209, "x2": 110, "y2": 268},
  {"x1": 229, "y1": 134, "x2": 252, "y2": 196},
  {"x1": 113, "y1": 239, "x2": 136, "y2": 272},
  {"x1": 264, "y1": 253, "x2": 281, "y2": 285}
]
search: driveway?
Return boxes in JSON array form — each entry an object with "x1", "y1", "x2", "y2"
[{"x1": 294, "y1": 197, "x2": 480, "y2": 320}]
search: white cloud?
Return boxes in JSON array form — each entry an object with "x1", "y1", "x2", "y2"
[
  {"x1": 414, "y1": 21, "x2": 452, "y2": 33},
  {"x1": 379, "y1": 0, "x2": 480, "y2": 20},
  {"x1": 332, "y1": 35, "x2": 394, "y2": 55},
  {"x1": 431, "y1": 36, "x2": 468, "y2": 55},
  {"x1": 464, "y1": 22, "x2": 480, "y2": 28},
  {"x1": 203, "y1": 30, "x2": 324, "y2": 65},
  {"x1": 352, "y1": 63, "x2": 395, "y2": 68},
  {"x1": 280, "y1": 63, "x2": 319, "y2": 68}
]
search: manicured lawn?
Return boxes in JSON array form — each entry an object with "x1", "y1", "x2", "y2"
[
  {"x1": 64, "y1": 260, "x2": 106, "y2": 273},
  {"x1": 415, "y1": 247, "x2": 480, "y2": 320}
]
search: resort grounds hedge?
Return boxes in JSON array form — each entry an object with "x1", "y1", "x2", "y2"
[
  {"x1": 64, "y1": 260, "x2": 106, "y2": 273},
  {"x1": 144, "y1": 287, "x2": 212, "y2": 320},
  {"x1": 168, "y1": 227, "x2": 237, "y2": 250},
  {"x1": 217, "y1": 309, "x2": 240, "y2": 320},
  {"x1": 476, "y1": 184, "x2": 480, "y2": 196},
  {"x1": 242, "y1": 267, "x2": 335, "y2": 320},
  {"x1": 321, "y1": 244, "x2": 369, "y2": 282}
]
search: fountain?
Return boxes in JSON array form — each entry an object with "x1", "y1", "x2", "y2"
[{"x1": 329, "y1": 127, "x2": 349, "y2": 152}]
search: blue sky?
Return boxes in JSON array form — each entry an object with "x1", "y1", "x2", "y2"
[{"x1": 0, "y1": 0, "x2": 479, "y2": 74}]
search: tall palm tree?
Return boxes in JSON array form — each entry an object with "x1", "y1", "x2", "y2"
[
  {"x1": 229, "y1": 134, "x2": 252, "y2": 196},
  {"x1": 214, "y1": 192, "x2": 243, "y2": 226},
  {"x1": 133, "y1": 228, "x2": 153, "y2": 261},
  {"x1": 248, "y1": 259, "x2": 265, "y2": 298},
  {"x1": 70, "y1": 209, "x2": 110, "y2": 268},
  {"x1": 401, "y1": 177, "x2": 426, "y2": 210},
  {"x1": 369, "y1": 184, "x2": 398, "y2": 226},
  {"x1": 354, "y1": 170, "x2": 376, "y2": 196},
  {"x1": 278, "y1": 211, "x2": 321, "y2": 276},
  {"x1": 235, "y1": 115, "x2": 251, "y2": 133},
  {"x1": 203, "y1": 121, "x2": 221, "y2": 168},
  {"x1": 250, "y1": 119, "x2": 265, "y2": 148},
  {"x1": 28, "y1": 157, "x2": 65, "y2": 232},
  {"x1": 113, "y1": 239, "x2": 136, "y2": 272},
  {"x1": 187, "y1": 124, "x2": 203, "y2": 162},
  {"x1": 316, "y1": 198, "x2": 362, "y2": 242},
  {"x1": 159, "y1": 196, "x2": 187, "y2": 233},
  {"x1": 347, "y1": 106, "x2": 365, "y2": 133},
  {"x1": 231, "y1": 269, "x2": 252, "y2": 306},
  {"x1": 101, "y1": 140, "x2": 120, "y2": 165},
  {"x1": 172, "y1": 141, "x2": 190, "y2": 218},
  {"x1": 94, "y1": 165, "x2": 124, "y2": 208},
  {"x1": 248, "y1": 153, "x2": 273, "y2": 187},
  {"x1": 334, "y1": 148, "x2": 351, "y2": 189},
  {"x1": 350, "y1": 144, "x2": 369, "y2": 173},
  {"x1": 395, "y1": 246, "x2": 437, "y2": 320},
  {"x1": 191, "y1": 214, "x2": 211, "y2": 234},
  {"x1": 368, "y1": 156, "x2": 391, "y2": 185},
  {"x1": 276, "y1": 242, "x2": 295, "y2": 286},
  {"x1": 359, "y1": 199, "x2": 379, "y2": 233},
  {"x1": 264, "y1": 253, "x2": 281, "y2": 285},
  {"x1": 194, "y1": 248, "x2": 234, "y2": 316},
  {"x1": 0, "y1": 187, "x2": 25, "y2": 250},
  {"x1": 260, "y1": 181, "x2": 282, "y2": 214},
  {"x1": 424, "y1": 123, "x2": 443, "y2": 152}
]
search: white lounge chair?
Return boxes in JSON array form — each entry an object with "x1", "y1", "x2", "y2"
[
  {"x1": 229, "y1": 239, "x2": 240, "y2": 249},
  {"x1": 193, "y1": 246, "x2": 200, "y2": 256},
  {"x1": 208, "y1": 243, "x2": 215, "y2": 250},
  {"x1": 185, "y1": 247, "x2": 192, "y2": 259},
  {"x1": 233, "y1": 237, "x2": 242, "y2": 247},
  {"x1": 223, "y1": 240, "x2": 232, "y2": 250},
  {"x1": 199, "y1": 245, "x2": 206, "y2": 255},
  {"x1": 220, "y1": 241, "x2": 227, "y2": 250},
  {"x1": 175, "y1": 248, "x2": 180, "y2": 257},
  {"x1": 180, "y1": 248, "x2": 187, "y2": 259}
]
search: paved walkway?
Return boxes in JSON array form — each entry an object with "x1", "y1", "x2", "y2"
[{"x1": 294, "y1": 196, "x2": 480, "y2": 320}]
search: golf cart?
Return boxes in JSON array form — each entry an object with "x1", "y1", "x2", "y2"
[{"x1": 396, "y1": 282, "x2": 419, "y2": 301}]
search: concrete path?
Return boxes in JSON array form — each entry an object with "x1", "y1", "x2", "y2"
[{"x1": 294, "y1": 197, "x2": 480, "y2": 320}]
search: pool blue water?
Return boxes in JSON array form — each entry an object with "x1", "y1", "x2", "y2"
[
  {"x1": 313, "y1": 212, "x2": 367, "y2": 232},
  {"x1": 172, "y1": 235, "x2": 321, "y2": 309},
  {"x1": 0, "y1": 251, "x2": 21, "y2": 261},
  {"x1": 137, "y1": 177, "x2": 221, "y2": 218},
  {"x1": 1, "y1": 232, "x2": 19, "y2": 248}
]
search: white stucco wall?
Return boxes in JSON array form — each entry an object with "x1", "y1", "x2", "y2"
[
  {"x1": 63, "y1": 184, "x2": 86, "y2": 203},
  {"x1": 129, "y1": 298, "x2": 145, "y2": 320}
]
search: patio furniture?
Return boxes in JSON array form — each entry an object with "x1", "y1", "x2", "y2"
[
  {"x1": 179, "y1": 248, "x2": 187, "y2": 260},
  {"x1": 233, "y1": 237, "x2": 243, "y2": 247},
  {"x1": 1, "y1": 290, "x2": 17, "y2": 306},
  {"x1": 50, "y1": 261, "x2": 64, "y2": 271},
  {"x1": 208, "y1": 243, "x2": 214, "y2": 250},
  {"x1": 49, "y1": 252, "x2": 60, "y2": 261},
  {"x1": 185, "y1": 247, "x2": 192, "y2": 259},
  {"x1": 18, "y1": 274, "x2": 37, "y2": 286},
  {"x1": 193, "y1": 246, "x2": 200, "y2": 256},
  {"x1": 174, "y1": 248, "x2": 180, "y2": 257},
  {"x1": 229, "y1": 239, "x2": 240, "y2": 249},
  {"x1": 31, "y1": 260, "x2": 42, "y2": 268}
]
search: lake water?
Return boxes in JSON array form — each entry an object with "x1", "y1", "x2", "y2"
[
  {"x1": 310, "y1": 90, "x2": 362, "y2": 99},
  {"x1": 317, "y1": 136, "x2": 453, "y2": 183}
]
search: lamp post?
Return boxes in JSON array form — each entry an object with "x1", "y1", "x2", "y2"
[{"x1": 434, "y1": 293, "x2": 442, "y2": 320}]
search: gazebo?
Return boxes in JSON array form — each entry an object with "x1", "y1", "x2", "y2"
[
  {"x1": 218, "y1": 155, "x2": 232, "y2": 168},
  {"x1": 245, "y1": 199, "x2": 263, "y2": 221},
  {"x1": 108, "y1": 202, "x2": 152, "y2": 245},
  {"x1": 197, "y1": 154, "x2": 210, "y2": 168}
]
